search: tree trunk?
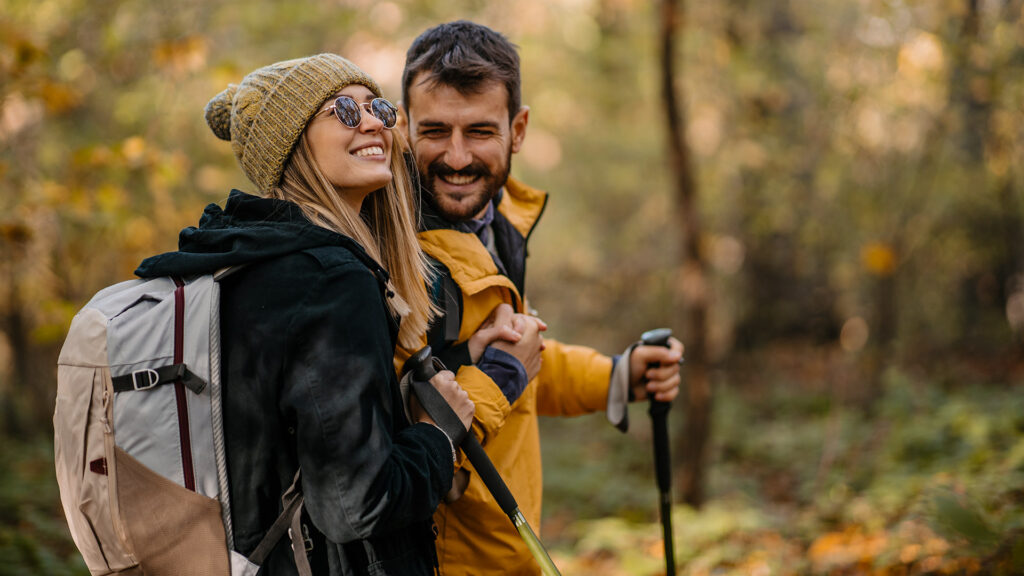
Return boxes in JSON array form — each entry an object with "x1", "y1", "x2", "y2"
[
  {"x1": 2, "y1": 260, "x2": 27, "y2": 437},
  {"x1": 659, "y1": 0, "x2": 712, "y2": 507}
]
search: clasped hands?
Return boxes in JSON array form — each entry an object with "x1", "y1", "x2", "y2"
[
  {"x1": 468, "y1": 303, "x2": 547, "y2": 381},
  {"x1": 467, "y1": 303, "x2": 683, "y2": 402}
]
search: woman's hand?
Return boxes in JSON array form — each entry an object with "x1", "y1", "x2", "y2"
[{"x1": 411, "y1": 370, "x2": 475, "y2": 431}]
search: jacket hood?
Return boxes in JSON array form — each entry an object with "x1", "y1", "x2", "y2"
[{"x1": 135, "y1": 189, "x2": 375, "y2": 278}]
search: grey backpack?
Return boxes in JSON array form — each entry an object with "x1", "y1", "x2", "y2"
[{"x1": 54, "y1": 272, "x2": 311, "y2": 576}]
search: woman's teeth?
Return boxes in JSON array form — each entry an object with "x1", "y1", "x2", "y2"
[{"x1": 354, "y1": 146, "x2": 384, "y2": 157}]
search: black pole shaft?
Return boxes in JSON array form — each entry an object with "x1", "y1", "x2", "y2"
[
  {"x1": 650, "y1": 402, "x2": 675, "y2": 574},
  {"x1": 408, "y1": 377, "x2": 519, "y2": 518},
  {"x1": 642, "y1": 329, "x2": 676, "y2": 576}
]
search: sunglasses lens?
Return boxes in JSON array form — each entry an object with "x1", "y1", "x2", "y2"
[
  {"x1": 334, "y1": 97, "x2": 362, "y2": 128},
  {"x1": 371, "y1": 98, "x2": 398, "y2": 128}
]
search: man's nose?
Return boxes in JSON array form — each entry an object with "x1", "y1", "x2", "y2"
[{"x1": 443, "y1": 133, "x2": 473, "y2": 171}]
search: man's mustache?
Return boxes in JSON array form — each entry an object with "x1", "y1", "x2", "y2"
[{"x1": 428, "y1": 159, "x2": 490, "y2": 179}]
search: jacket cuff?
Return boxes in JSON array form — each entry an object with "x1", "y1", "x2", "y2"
[{"x1": 477, "y1": 346, "x2": 528, "y2": 406}]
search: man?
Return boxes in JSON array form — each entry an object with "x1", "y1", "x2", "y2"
[{"x1": 397, "y1": 21, "x2": 684, "y2": 575}]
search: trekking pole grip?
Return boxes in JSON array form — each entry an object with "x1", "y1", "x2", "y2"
[
  {"x1": 404, "y1": 347, "x2": 518, "y2": 517},
  {"x1": 641, "y1": 328, "x2": 673, "y2": 492},
  {"x1": 642, "y1": 328, "x2": 674, "y2": 415}
]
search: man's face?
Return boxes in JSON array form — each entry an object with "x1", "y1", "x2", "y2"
[{"x1": 405, "y1": 76, "x2": 528, "y2": 222}]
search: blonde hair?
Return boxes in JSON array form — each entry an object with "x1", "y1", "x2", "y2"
[{"x1": 268, "y1": 129, "x2": 435, "y2": 349}]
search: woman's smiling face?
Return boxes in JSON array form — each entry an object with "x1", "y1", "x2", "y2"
[{"x1": 305, "y1": 83, "x2": 394, "y2": 210}]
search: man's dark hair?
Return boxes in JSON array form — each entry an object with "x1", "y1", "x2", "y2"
[{"x1": 402, "y1": 21, "x2": 521, "y2": 122}]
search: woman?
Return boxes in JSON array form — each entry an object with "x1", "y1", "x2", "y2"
[{"x1": 135, "y1": 53, "x2": 474, "y2": 575}]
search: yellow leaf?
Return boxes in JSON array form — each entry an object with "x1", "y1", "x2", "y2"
[
  {"x1": 122, "y1": 136, "x2": 147, "y2": 165},
  {"x1": 39, "y1": 80, "x2": 82, "y2": 114},
  {"x1": 153, "y1": 36, "x2": 208, "y2": 75},
  {"x1": 861, "y1": 242, "x2": 897, "y2": 276}
]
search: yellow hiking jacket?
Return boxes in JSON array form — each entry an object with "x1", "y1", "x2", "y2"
[{"x1": 396, "y1": 177, "x2": 613, "y2": 575}]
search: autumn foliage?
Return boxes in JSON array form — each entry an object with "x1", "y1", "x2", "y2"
[{"x1": 2, "y1": 0, "x2": 1024, "y2": 574}]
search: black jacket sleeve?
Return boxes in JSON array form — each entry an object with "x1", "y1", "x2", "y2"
[{"x1": 279, "y1": 255, "x2": 453, "y2": 544}]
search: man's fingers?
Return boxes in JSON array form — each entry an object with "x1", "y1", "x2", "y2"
[
  {"x1": 668, "y1": 337, "x2": 684, "y2": 356},
  {"x1": 479, "y1": 303, "x2": 518, "y2": 333},
  {"x1": 635, "y1": 344, "x2": 683, "y2": 367},
  {"x1": 647, "y1": 374, "x2": 680, "y2": 401},
  {"x1": 646, "y1": 373, "x2": 680, "y2": 392},
  {"x1": 645, "y1": 362, "x2": 680, "y2": 382},
  {"x1": 493, "y1": 324, "x2": 522, "y2": 342},
  {"x1": 490, "y1": 303, "x2": 516, "y2": 326},
  {"x1": 653, "y1": 386, "x2": 680, "y2": 403}
]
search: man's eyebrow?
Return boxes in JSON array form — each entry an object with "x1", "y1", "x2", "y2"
[{"x1": 416, "y1": 120, "x2": 503, "y2": 130}]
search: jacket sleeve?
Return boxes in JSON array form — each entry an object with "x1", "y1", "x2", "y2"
[
  {"x1": 280, "y1": 260, "x2": 453, "y2": 544},
  {"x1": 534, "y1": 338, "x2": 614, "y2": 417}
]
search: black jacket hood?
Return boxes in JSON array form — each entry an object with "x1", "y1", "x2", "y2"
[{"x1": 135, "y1": 189, "x2": 384, "y2": 280}]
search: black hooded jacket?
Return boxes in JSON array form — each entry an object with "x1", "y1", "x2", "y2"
[{"x1": 136, "y1": 190, "x2": 453, "y2": 575}]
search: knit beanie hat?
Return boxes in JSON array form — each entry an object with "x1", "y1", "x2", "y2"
[{"x1": 204, "y1": 53, "x2": 381, "y2": 192}]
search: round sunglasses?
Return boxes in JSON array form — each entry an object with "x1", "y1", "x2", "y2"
[{"x1": 313, "y1": 95, "x2": 398, "y2": 130}]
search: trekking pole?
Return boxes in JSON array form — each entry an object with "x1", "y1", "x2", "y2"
[
  {"x1": 404, "y1": 347, "x2": 562, "y2": 576},
  {"x1": 641, "y1": 328, "x2": 677, "y2": 576}
]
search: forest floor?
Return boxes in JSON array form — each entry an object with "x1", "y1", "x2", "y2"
[
  {"x1": 539, "y1": 346, "x2": 1024, "y2": 575},
  {"x1": 1, "y1": 346, "x2": 1022, "y2": 575}
]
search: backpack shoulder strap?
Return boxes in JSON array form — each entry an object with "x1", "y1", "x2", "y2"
[
  {"x1": 247, "y1": 470, "x2": 312, "y2": 576},
  {"x1": 426, "y1": 257, "x2": 462, "y2": 350}
]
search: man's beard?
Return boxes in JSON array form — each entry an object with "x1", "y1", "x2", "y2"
[{"x1": 421, "y1": 151, "x2": 512, "y2": 223}]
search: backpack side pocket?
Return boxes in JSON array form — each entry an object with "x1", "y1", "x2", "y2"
[{"x1": 55, "y1": 308, "x2": 137, "y2": 573}]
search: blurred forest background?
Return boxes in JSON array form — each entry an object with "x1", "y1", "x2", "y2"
[{"x1": 3, "y1": 0, "x2": 1024, "y2": 574}]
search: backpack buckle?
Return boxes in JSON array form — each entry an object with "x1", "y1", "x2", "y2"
[
  {"x1": 131, "y1": 369, "x2": 161, "y2": 390},
  {"x1": 288, "y1": 524, "x2": 314, "y2": 553}
]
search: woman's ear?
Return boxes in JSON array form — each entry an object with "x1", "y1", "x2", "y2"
[{"x1": 396, "y1": 103, "x2": 410, "y2": 136}]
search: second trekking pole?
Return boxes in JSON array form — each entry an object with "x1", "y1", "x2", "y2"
[
  {"x1": 641, "y1": 328, "x2": 677, "y2": 576},
  {"x1": 404, "y1": 346, "x2": 562, "y2": 576}
]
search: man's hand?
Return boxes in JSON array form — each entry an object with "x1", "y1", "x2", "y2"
[
  {"x1": 491, "y1": 314, "x2": 547, "y2": 382},
  {"x1": 629, "y1": 337, "x2": 683, "y2": 402},
  {"x1": 467, "y1": 303, "x2": 521, "y2": 363},
  {"x1": 410, "y1": 370, "x2": 475, "y2": 431}
]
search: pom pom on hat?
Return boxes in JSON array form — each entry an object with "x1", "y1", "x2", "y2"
[
  {"x1": 204, "y1": 84, "x2": 237, "y2": 142},
  {"x1": 205, "y1": 53, "x2": 381, "y2": 191}
]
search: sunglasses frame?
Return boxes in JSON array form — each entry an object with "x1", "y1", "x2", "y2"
[{"x1": 313, "y1": 95, "x2": 398, "y2": 130}]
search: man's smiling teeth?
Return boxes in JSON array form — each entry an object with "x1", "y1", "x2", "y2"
[
  {"x1": 353, "y1": 146, "x2": 384, "y2": 157},
  {"x1": 442, "y1": 173, "x2": 478, "y2": 185}
]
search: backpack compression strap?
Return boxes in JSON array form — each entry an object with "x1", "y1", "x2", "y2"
[{"x1": 111, "y1": 364, "x2": 207, "y2": 394}]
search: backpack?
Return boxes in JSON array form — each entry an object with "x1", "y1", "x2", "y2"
[{"x1": 54, "y1": 271, "x2": 311, "y2": 576}]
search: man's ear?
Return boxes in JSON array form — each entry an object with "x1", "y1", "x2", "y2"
[
  {"x1": 396, "y1": 103, "x2": 410, "y2": 136},
  {"x1": 510, "y1": 105, "x2": 529, "y2": 154}
]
